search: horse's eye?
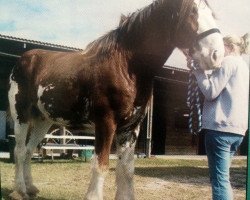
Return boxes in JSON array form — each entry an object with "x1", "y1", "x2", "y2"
[
  {"x1": 195, "y1": 43, "x2": 201, "y2": 51},
  {"x1": 190, "y1": 42, "x2": 201, "y2": 55},
  {"x1": 192, "y1": 6, "x2": 198, "y2": 15}
]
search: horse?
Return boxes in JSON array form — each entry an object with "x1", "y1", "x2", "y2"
[{"x1": 8, "y1": 0, "x2": 224, "y2": 199}]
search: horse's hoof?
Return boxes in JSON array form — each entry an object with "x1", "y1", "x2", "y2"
[
  {"x1": 9, "y1": 191, "x2": 30, "y2": 200},
  {"x1": 27, "y1": 185, "x2": 40, "y2": 197}
]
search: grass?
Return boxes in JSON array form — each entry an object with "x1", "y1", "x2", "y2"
[{"x1": 0, "y1": 157, "x2": 247, "y2": 200}]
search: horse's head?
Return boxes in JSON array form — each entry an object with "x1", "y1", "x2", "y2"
[{"x1": 176, "y1": 0, "x2": 224, "y2": 70}]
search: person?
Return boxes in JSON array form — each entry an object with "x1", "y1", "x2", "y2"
[{"x1": 188, "y1": 33, "x2": 250, "y2": 200}]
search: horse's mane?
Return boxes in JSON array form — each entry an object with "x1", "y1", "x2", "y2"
[{"x1": 84, "y1": 0, "x2": 196, "y2": 55}]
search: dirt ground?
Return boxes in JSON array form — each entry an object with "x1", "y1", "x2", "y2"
[{"x1": 1, "y1": 156, "x2": 246, "y2": 200}]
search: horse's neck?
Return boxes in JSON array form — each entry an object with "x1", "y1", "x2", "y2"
[
  {"x1": 123, "y1": 21, "x2": 175, "y2": 70},
  {"x1": 120, "y1": 1, "x2": 178, "y2": 66}
]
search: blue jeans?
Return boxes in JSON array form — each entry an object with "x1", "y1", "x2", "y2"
[{"x1": 204, "y1": 129, "x2": 244, "y2": 200}]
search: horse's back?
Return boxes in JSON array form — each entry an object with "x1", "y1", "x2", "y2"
[{"x1": 18, "y1": 49, "x2": 83, "y2": 76}]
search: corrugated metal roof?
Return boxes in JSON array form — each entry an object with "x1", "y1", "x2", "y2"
[{"x1": 0, "y1": 34, "x2": 82, "y2": 51}]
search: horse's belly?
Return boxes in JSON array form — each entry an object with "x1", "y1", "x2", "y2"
[{"x1": 37, "y1": 84, "x2": 91, "y2": 125}]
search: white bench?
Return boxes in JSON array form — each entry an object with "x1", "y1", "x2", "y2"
[
  {"x1": 44, "y1": 134, "x2": 95, "y2": 140},
  {"x1": 41, "y1": 128, "x2": 95, "y2": 160},
  {"x1": 41, "y1": 143, "x2": 95, "y2": 161},
  {"x1": 42, "y1": 144, "x2": 95, "y2": 150}
]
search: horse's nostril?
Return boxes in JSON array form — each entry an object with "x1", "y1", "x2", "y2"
[{"x1": 212, "y1": 50, "x2": 218, "y2": 61}]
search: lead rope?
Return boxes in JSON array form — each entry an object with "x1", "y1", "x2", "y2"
[{"x1": 187, "y1": 60, "x2": 202, "y2": 135}]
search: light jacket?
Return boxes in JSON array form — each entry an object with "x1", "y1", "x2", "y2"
[{"x1": 194, "y1": 55, "x2": 249, "y2": 135}]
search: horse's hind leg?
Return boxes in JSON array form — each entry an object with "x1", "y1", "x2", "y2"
[
  {"x1": 9, "y1": 122, "x2": 30, "y2": 200},
  {"x1": 115, "y1": 126, "x2": 140, "y2": 200},
  {"x1": 24, "y1": 119, "x2": 52, "y2": 197}
]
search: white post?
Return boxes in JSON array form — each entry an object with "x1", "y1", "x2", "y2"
[
  {"x1": 62, "y1": 126, "x2": 66, "y2": 154},
  {"x1": 146, "y1": 94, "x2": 153, "y2": 158}
]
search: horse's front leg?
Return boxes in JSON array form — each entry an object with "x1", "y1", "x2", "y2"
[
  {"x1": 115, "y1": 125, "x2": 140, "y2": 200},
  {"x1": 85, "y1": 114, "x2": 116, "y2": 200}
]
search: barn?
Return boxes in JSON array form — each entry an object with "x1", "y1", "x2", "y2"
[{"x1": 0, "y1": 34, "x2": 247, "y2": 156}]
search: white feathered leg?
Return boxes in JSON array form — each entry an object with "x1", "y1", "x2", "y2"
[
  {"x1": 24, "y1": 119, "x2": 52, "y2": 197},
  {"x1": 115, "y1": 126, "x2": 140, "y2": 200},
  {"x1": 9, "y1": 122, "x2": 30, "y2": 200},
  {"x1": 85, "y1": 154, "x2": 107, "y2": 200}
]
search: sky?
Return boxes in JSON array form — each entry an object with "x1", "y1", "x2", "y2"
[{"x1": 0, "y1": 0, "x2": 249, "y2": 68}]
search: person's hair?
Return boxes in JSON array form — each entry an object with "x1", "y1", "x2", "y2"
[{"x1": 223, "y1": 33, "x2": 250, "y2": 55}]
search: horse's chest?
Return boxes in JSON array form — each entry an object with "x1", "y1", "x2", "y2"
[{"x1": 37, "y1": 84, "x2": 91, "y2": 125}]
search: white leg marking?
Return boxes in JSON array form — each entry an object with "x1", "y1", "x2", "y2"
[
  {"x1": 85, "y1": 154, "x2": 106, "y2": 200},
  {"x1": 8, "y1": 75, "x2": 30, "y2": 199},
  {"x1": 24, "y1": 119, "x2": 52, "y2": 196},
  {"x1": 115, "y1": 126, "x2": 140, "y2": 200},
  {"x1": 10, "y1": 122, "x2": 30, "y2": 199}
]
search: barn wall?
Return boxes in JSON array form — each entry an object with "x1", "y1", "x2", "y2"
[{"x1": 151, "y1": 77, "x2": 199, "y2": 155}]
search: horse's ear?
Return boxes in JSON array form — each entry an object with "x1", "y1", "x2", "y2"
[{"x1": 119, "y1": 14, "x2": 127, "y2": 26}]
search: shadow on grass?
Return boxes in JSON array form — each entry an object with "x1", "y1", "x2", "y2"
[
  {"x1": 132, "y1": 166, "x2": 246, "y2": 189},
  {"x1": 1, "y1": 188, "x2": 67, "y2": 200},
  {"x1": 0, "y1": 158, "x2": 13, "y2": 164}
]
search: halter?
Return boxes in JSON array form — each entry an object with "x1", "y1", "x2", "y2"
[
  {"x1": 196, "y1": 28, "x2": 221, "y2": 42},
  {"x1": 187, "y1": 28, "x2": 221, "y2": 135}
]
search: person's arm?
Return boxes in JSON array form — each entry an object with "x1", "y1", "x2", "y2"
[{"x1": 193, "y1": 60, "x2": 234, "y2": 101}]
